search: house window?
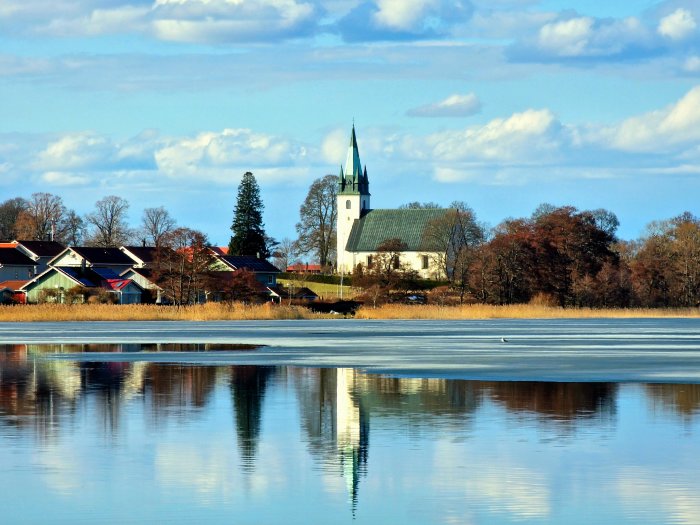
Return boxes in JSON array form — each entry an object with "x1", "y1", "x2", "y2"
[
  {"x1": 367, "y1": 255, "x2": 373, "y2": 269},
  {"x1": 346, "y1": 199, "x2": 351, "y2": 209},
  {"x1": 392, "y1": 255, "x2": 400, "y2": 270},
  {"x1": 422, "y1": 255, "x2": 429, "y2": 269}
]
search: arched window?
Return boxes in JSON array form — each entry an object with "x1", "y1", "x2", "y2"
[{"x1": 346, "y1": 200, "x2": 351, "y2": 209}]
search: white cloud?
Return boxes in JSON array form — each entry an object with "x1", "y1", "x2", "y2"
[
  {"x1": 427, "y1": 108, "x2": 562, "y2": 162},
  {"x1": 321, "y1": 128, "x2": 348, "y2": 165},
  {"x1": 683, "y1": 55, "x2": 700, "y2": 73},
  {"x1": 34, "y1": 133, "x2": 114, "y2": 171},
  {"x1": 658, "y1": 8, "x2": 696, "y2": 41},
  {"x1": 597, "y1": 85, "x2": 700, "y2": 152},
  {"x1": 154, "y1": 128, "x2": 306, "y2": 181},
  {"x1": 537, "y1": 17, "x2": 593, "y2": 57},
  {"x1": 513, "y1": 15, "x2": 652, "y2": 60},
  {"x1": 407, "y1": 93, "x2": 482, "y2": 118},
  {"x1": 373, "y1": 0, "x2": 439, "y2": 31},
  {"x1": 41, "y1": 171, "x2": 90, "y2": 186}
]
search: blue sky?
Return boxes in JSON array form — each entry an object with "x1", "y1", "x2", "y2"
[{"x1": 2, "y1": 0, "x2": 700, "y2": 245}]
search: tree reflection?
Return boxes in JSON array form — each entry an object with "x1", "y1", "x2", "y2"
[
  {"x1": 646, "y1": 384, "x2": 700, "y2": 420},
  {"x1": 230, "y1": 366, "x2": 276, "y2": 472},
  {"x1": 478, "y1": 381, "x2": 618, "y2": 423}
]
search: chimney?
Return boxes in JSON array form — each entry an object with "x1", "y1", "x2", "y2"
[
  {"x1": 142, "y1": 238, "x2": 146, "y2": 248},
  {"x1": 81, "y1": 258, "x2": 86, "y2": 274}
]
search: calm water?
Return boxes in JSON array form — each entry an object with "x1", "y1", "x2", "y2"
[{"x1": 1, "y1": 339, "x2": 700, "y2": 524}]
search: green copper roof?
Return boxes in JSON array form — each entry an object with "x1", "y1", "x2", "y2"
[
  {"x1": 339, "y1": 125, "x2": 369, "y2": 196},
  {"x1": 345, "y1": 209, "x2": 448, "y2": 252}
]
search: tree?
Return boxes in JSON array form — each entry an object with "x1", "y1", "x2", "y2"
[
  {"x1": 63, "y1": 210, "x2": 86, "y2": 245},
  {"x1": 0, "y1": 197, "x2": 28, "y2": 241},
  {"x1": 295, "y1": 174, "x2": 337, "y2": 268},
  {"x1": 152, "y1": 227, "x2": 217, "y2": 305},
  {"x1": 85, "y1": 195, "x2": 132, "y2": 247},
  {"x1": 229, "y1": 172, "x2": 270, "y2": 258},
  {"x1": 13, "y1": 193, "x2": 70, "y2": 242},
  {"x1": 273, "y1": 237, "x2": 298, "y2": 272},
  {"x1": 141, "y1": 206, "x2": 176, "y2": 247},
  {"x1": 422, "y1": 201, "x2": 484, "y2": 285},
  {"x1": 399, "y1": 201, "x2": 442, "y2": 210},
  {"x1": 218, "y1": 269, "x2": 261, "y2": 304}
]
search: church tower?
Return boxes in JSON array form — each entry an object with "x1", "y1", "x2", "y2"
[{"x1": 336, "y1": 125, "x2": 370, "y2": 273}]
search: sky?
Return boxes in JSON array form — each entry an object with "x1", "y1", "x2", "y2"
[{"x1": 2, "y1": 0, "x2": 700, "y2": 246}]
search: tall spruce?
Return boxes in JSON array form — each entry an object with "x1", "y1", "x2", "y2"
[{"x1": 229, "y1": 171, "x2": 270, "y2": 258}]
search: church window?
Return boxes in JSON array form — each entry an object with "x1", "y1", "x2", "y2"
[
  {"x1": 346, "y1": 200, "x2": 351, "y2": 209},
  {"x1": 367, "y1": 255, "x2": 373, "y2": 269},
  {"x1": 422, "y1": 255, "x2": 429, "y2": 269},
  {"x1": 393, "y1": 255, "x2": 400, "y2": 269}
]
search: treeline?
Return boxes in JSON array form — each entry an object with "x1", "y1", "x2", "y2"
[
  {"x1": 353, "y1": 203, "x2": 700, "y2": 309},
  {"x1": 0, "y1": 192, "x2": 175, "y2": 247}
]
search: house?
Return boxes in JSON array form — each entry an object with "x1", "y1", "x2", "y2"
[
  {"x1": 120, "y1": 245, "x2": 159, "y2": 268},
  {"x1": 20, "y1": 266, "x2": 142, "y2": 304},
  {"x1": 0, "y1": 247, "x2": 37, "y2": 282},
  {"x1": 0, "y1": 280, "x2": 29, "y2": 304},
  {"x1": 215, "y1": 255, "x2": 281, "y2": 287},
  {"x1": 14, "y1": 240, "x2": 66, "y2": 274},
  {"x1": 120, "y1": 267, "x2": 166, "y2": 303},
  {"x1": 48, "y1": 246, "x2": 137, "y2": 275},
  {"x1": 336, "y1": 126, "x2": 449, "y2": 279},
  {"x1": 286, "y1": 263, "x2": 322, "y2": 274}
]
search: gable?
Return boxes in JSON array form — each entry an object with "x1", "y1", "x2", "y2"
[{"x1": 345, "y1": 209, "x2": 448, "y2": 253}]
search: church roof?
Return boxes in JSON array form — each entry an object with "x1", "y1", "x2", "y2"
[
  {"x1": 339, "y1": 125, "x2": 369, "y2": 196},
  {"x1": 345, "y1": 209, "x2": 448, "y2": 252}
]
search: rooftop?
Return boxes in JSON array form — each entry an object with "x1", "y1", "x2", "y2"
[{"x1": 345, "y1": 208, "x2": 449, "y2": 252}]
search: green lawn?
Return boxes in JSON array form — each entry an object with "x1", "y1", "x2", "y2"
[{"x1": 277, "y1": 279, "x2": 354, "y2": 300}]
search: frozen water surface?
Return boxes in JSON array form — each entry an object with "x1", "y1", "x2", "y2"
[
  {"x1": 1, "y1": 318, "x2": 699, "y2": 382},
  {"x1": 1, "y1": 319, "x2": 700, "y2": 524}
]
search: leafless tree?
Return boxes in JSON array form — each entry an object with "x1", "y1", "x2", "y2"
[
  {"x1": 295, "y1": 174, "x2": 337, "y2": 269},
  {"x1": 273, "y1": 237, "x2": 298, "y2": 272},
  {"x1": 141, "y1": 206, "x2": 176, "y2": 247},
  {"x1": 13, "y1": 193, "x2": 70, "y2": 242},
  {"x1": 85, "y1": 195, "x2": 132, "y2": 247}
]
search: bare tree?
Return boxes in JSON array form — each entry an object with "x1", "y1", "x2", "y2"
[
  {"x1": 273, "y1": 237, "x2": 298, "y2": 272},
  {"x1": 63, "y1": 210, "x2": 86, "y2": 246},
  {"x1": 141, "y1": 206, "x2": 176, "y2": 247},
  {"x1": 152, "y1": 227, "x2": 217, "y2": 305},
  {"x1": 85, "y1": 195, "x2": 132, "y2": 247},
  {"x1": 295, "y1": 174, "x2": 337, "y2": 269},
  {"x1": 13, "y1": 193, "x2": 68, "y2": 241}
]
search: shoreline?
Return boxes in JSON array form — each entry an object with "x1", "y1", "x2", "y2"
[{"x1": 0, "y1": 302, "x2": 698, "y2": 322}]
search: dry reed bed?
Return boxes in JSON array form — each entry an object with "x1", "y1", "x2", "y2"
[
  {"x1": 0, "y1": 303, "x2": 317, "y2": 322},
  {"x1": 0, "y1": 302, "x2": 698, "y2": 322},
  {"x1": 355, "y1": 304, "x2": 700, "y2": 319}
]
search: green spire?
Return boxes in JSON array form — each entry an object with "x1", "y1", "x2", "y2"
[{"x1": 339, "y1": 124, "x2": 369, "y2": 196}]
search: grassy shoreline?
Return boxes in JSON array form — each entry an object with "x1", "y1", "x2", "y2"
[{"x1": 0, "y1": 302, "x2": 698, "y2": 322}]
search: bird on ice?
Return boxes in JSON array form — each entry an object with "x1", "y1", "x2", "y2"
[{"x1": 501, "y1": 337, "x2": 508, "y2": 343}]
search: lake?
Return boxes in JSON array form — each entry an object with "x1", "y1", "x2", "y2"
[{"x1": 0, "y1": 319, "x2": 699, "y2": 524}]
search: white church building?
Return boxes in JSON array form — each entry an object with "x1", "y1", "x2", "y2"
[{"x1": 335, "y1": 126, "x2": 448, "y2": 279}]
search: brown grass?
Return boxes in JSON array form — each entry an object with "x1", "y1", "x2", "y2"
[
  {"x1": 353, "y1": 303, "x2": 700, "y2": 320},
  {"x1": 0, "y1": 303, "x2": 318, "y2": 322},
  {"x1": 0, "y1": 302, "x2": 697, "y2": 322}
]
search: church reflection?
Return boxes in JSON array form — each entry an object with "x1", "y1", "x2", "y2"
[{"x1": 1, "y1": 343, "x2": 699, "y2": 511}]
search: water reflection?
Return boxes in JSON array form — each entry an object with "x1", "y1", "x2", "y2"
[{"x1": 1, "y1": 343, "x2": 700, "y2": 523}]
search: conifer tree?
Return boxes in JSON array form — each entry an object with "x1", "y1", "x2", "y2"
[{"x1": 228, "y1": 171, "x2": 270, "y2": 258}]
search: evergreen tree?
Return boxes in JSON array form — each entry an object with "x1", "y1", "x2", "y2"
[{"x1": 228, "y1": 171, "x2": 270, "y2": 258}]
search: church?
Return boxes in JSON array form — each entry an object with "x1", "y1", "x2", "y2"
[{"x1": 336, "y1": 126, "x2": 449, "y2": 278}]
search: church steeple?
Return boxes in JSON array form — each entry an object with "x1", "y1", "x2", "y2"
[{"x1": 339, "y1": 124, "x2": 369, "y2": 196}]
